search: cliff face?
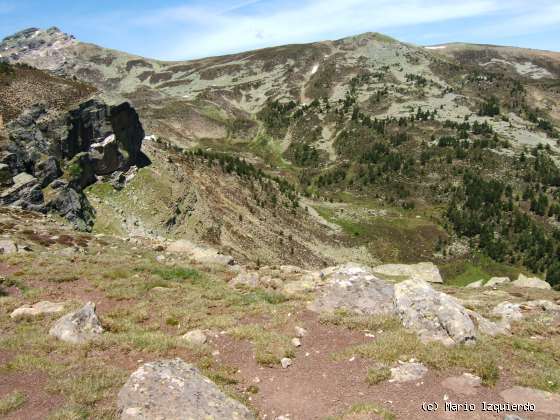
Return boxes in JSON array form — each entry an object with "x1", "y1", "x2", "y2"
[{"x1": 0, "y1": 99, "x2": 147, "y2": 231}]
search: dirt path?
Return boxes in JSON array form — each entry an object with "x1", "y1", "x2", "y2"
[{"x1": 212, "y1": 311, "x2": 556, "y2": 420}]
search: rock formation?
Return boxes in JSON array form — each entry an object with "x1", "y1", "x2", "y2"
[{"x1": 0, "y1": 99, "x2": 147, "y2": 230}]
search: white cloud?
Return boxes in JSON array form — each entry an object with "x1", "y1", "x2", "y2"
[
  {"x1": 102, "y1": 0, "x2": 560, "y2": 59},
  {"x1": 141, "y1": 0, "x2": 504, "y2": 59}
]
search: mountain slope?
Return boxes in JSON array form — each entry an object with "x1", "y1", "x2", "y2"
[{"x1": 2, "y1": 27, "x2": 560, "y2": 282}]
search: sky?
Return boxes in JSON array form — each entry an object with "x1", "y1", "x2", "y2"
[{"x1": 0, "y1": 0, "x2": 559, "y2": 60}]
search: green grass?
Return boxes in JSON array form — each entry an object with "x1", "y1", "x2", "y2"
[
  {"x1": 230, "y1": 324, "x2": 295, "y2": 366},
  {"x1": 366, "y1": 366, "x2": 391, "y2": 385},
  {"x1": 328, "y1": 402, "x2": 396, "y2": 420},
  {"x1": 441, "y1": 255, "x2": 522, "y2": 286},
  {"x1": 315, "y1": 204, "x2": 444, "y2": 263},
  {"x1": 151, "y1": 266, "x2": 200, "y2": 281},
  {"x1": 0, "y1": 391, "x2": 27, "y2": 416}
]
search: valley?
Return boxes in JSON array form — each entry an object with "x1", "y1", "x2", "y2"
[{"x1": 1, "y1": 26, "x2": 560, "y2": 419}]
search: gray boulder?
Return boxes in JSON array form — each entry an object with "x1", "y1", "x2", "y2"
[
  {"x1": 49, "y1": 302, "x2": 103, "y2": 344},
  {"x1": 117, "y1": 359, "x2": 254, "y2": 419},
  {"x1": 512, "y1": 274, "x2": 551, "y2": 290},
  {"x1": 393, "y1": 279, "x2": 477, "y2": 346},
  {"x1": 309, "y1": 263, "x2": 395, "y2": 315}
]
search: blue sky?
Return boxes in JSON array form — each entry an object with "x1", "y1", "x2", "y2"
[{"x1": 1, "y1": 1, "x2": 559, "y2": 60}]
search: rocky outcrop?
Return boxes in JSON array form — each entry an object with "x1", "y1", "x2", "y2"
[
  {"x1": 1, "y1": 99, "x2": 147, "y2": 231},
  {"x1": 63, "y1": 100, "x2": 145, "y2": 174},
  {"x1": 309, "y1": 263, "x2": 395, "y2": 315},
  {"x1": 117, "y1": 359, "x2": 254, "y2": 419},
  {"x1": 373, "y1": 262, "x2": 443, "y2": 283},
  {"x1": 393, "y1": 279, "x2": 500, "y2": 346},
  {"x1": 49, "y1": 302, "x2": 104, "y2": 344}
]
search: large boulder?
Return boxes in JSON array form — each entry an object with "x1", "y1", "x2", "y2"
[
  {"x1": 512, "y1": 274, "x2": 551, "y2": 290},
  {"x1": 117, "y1": 359, "x2": 254, "y2": 419},
  {"x1": 309, "y1": 263, "x2": 395, "y2": 315},
  {"x1": 49, "y1": 302, "x2": 104, "y2": 344},
  {"x1": 373, "y1": 262, "x2": 443, "y2": 283},
  {"x1": 393, "y1": 279, "x2": 478, "y2": 346}
]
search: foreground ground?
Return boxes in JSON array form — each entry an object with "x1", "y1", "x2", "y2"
[{"x1": 1, "y1": 207, "x2": 559, "y2": 419}]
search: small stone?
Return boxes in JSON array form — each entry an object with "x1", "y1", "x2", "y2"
[
  {"x1": 280, "y1": 358, "x2": 292, "y2": 369},
  {"x1": 10, "y1": 301, "x2": 65, "y2": 319},
  {"x1": 182, "y1": 329, "x2": 207, "y2": 346},
  {"x1": 291, "y1": 338, "x2": 301, "y2": 347},
  {"x1": 294, "y1": 326, "x2": 307, "y2": 338},
  {"x1": 485, "y1": 277, "x2": 510, "y2": 287},
  {"x1": 466, "y1": 280, "x2": 483, "y2": 288},
  {"x1": 389, "y1": 362, "x2": 427, "y2": 383}
]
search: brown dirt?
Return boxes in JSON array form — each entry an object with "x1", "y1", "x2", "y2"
[
  {"x1": 212, "y1": 311, "x2": 557, "y2": 420},
  {"x1": 0, "y1": 371, "x2": 64, "y2": 420}
]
